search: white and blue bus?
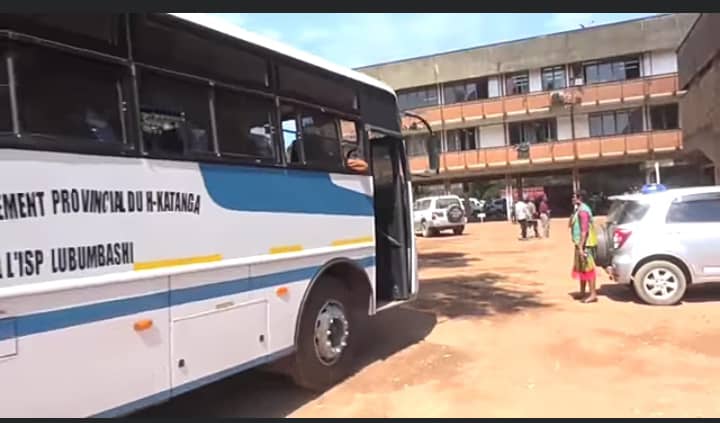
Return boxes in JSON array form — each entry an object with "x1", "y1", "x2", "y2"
[{"x1": 0, "y1": 13, "x2": 417, "y2": 417}]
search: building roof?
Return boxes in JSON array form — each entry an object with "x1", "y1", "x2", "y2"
[
  {"x1": 169, "y1": 13, "x2": 396, "y2": 96},
  {"x1": 357, "y1": 13, "x2": 698, "y2": 90}
]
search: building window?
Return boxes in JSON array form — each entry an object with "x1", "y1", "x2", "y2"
[
  {"x1": 508, "y1": 119, "x2": 556, "y2": 145},
  {"x1": 397, "y1": 86, "x2": 439, "y2": 111},
  {"x1": 214, "y1": 88, "x2": 276, "y2": 161},
  {"x1": 445, "y1": 128, "x2": 477, "y2": 152},
  {"x1": 15, "y1": 44, "x2": 127, "y2": 145},
  {"x1": 443, "y1": 78, "x2": 489, "y2": 105},
  {"x1": 139, "y1": 71, "x2": 212, "y2": 156},
  {"x1": 650, "y1": 103, "x2": 679, "y2": 130},
  {"x1": 589, "y1": 108, "x2": 643, "y2": 137},
  {"x1": 541, "y1": 65, "x2": 566, "y2": 91},
  {"x1": 505, "y1": 71, "x2": 529, "y2": 95},
  {"x1": 583, "y1": 56, "x2": 641, "y2": 85},
  {"x1": 405, "y1": 134, "x2": 428, "y2": 157}
]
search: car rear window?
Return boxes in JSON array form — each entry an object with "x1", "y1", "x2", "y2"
[
  {"x1": 607, "y1": 200, "x2": 649, "y2": 224},
  {"x1": 436, "y1": 198, "x2": 461, "y2": 209}
]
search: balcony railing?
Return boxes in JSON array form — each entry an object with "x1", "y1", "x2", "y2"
[
  {"x1": 401, "y1": 74, "x2": 680, "y2": 131},
  {"x1": 408, "y1": 129, "x2": 683, "y2": 175}
]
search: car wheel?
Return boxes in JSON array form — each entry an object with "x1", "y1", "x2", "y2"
[
  {"x1": 421, "y1": 220, "x2": 433, "y2": 237},
  {"x1": 453, "y1": 226, "x2": 464, "y2": 235},
  {"x1": 632, "y1": 260, "x2": 687, "y2": 306}
]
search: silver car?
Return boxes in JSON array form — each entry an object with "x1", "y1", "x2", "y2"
[{"x1": 604, "y1": 186, "x2": 720, "y2": 305}]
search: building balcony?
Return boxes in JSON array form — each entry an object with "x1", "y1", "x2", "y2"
[
  {"x1": 408, "y1": 129, "x2": 683, "y2": 176},
  {"x1": 401, "y1": 74, "x2": 681, "y2": 131}
]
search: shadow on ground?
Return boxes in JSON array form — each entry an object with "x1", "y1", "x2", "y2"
[
  {"x1": 133, "y1": 307, "x2": 436, "y2": 418},
  {"x1": 600, "y1": 281, "x2": 720, "y2": 305},
  {"x1": 411, "y1": 272, "x2": 550, "y2": 319},
  {"x1": 419, "y1": 251, "x2": 479, "y2": 269}
]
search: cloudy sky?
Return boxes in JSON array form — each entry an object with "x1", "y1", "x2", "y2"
[{"x1": 211, "y1": 13, "x2": 658, "y2": 69}]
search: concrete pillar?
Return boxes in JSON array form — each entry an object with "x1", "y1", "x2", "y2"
[
  {"x1": 572, "y1": 168, "x2": 580, "y2": 192},
  {"x1": 504, "y1": 174, "x2": 513, "y2": 222}
]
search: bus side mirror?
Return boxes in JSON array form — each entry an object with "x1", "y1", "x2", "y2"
[{"x1": 426, "y1": 134, "x2": 440, "y2": 174}]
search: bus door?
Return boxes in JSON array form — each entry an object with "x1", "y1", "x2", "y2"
[{"x1": 368, "y1": 129, "x2": 414, "y2": 304}]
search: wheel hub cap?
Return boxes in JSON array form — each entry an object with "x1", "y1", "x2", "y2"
[
  {"x1": 643, "y1": 268, "x2": 679, "y2": 300},
  {"x1": 313, "y1": 301, "x2": 349, "y2": 366}
]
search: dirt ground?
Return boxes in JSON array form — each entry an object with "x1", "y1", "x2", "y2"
[{"x1": 138, "y1": 219, "x2": 720, "y2": 418}]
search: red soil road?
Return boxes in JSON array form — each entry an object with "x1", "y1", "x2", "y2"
[{"x1": 137, "y1": 219, "x2": 720, "y2": 418}]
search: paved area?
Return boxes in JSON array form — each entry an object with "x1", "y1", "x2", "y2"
[{"x1": 137, "y1": 219, "x2": 720, "y2": 418}]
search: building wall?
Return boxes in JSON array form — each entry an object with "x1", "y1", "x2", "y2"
[
  {"x1": 557, "y1": 116, "x2": 573, "y2": 140},
  {"x1": 488, "y1": 76, "x2": 502, "y2": 97},
  {"x1": 529, "y1": 69, "x2": 542, "y2": 92},
  {"x1": 574, "y1": 114, "x2": 590, "y2": 139},
  {"x1": 479, "y1": 124, "x2": 506, "y2": 148},
  {"x1": 357, "y1": 14, "x2": 697, "y2": 90},
  {"x1": 650, "y1": 50, "x2": 678, "y2": 75}
]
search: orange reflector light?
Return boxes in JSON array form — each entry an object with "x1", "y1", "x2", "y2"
[
  {"x1": 134, "y1": 319, "x2": 153, "y2": 331},
  {"x1": 276, "y1": 287, "x2": 289, "y2": 297}
]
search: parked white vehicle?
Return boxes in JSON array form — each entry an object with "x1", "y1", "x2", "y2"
[
  {"x1": 599, "y1": 186, "x2": 720, "y2": 305},
  {"x1": 413, "y1": 195, "x2": 467, "y2": 237}
]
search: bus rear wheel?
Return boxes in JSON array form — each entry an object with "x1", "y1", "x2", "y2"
[{"x1": 290, "y1": 277, "x2": 360, "y2": 391}]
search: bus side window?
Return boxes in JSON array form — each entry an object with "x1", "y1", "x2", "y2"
[
  {"x1": 340, "y1": 119, "x2": 361, "y2": 159},
  {"x1": 0, "y1": 47, "x2": 11, "y2": 134},
  {"x1": 300, "y1": 109, "x2": 342, "y2": 169},
  {"x1": 138, "y1": 71, "x2": 212, "y2": 156},
  {"x1": 214, "y1": 87, "x2": 276, "y2": 162},
  {"x1": 13, "y1": 44, "x2": 127, "y2": 145},
  {"x1": 280, "y1": 104, "x2": 302, "y2": 165}
]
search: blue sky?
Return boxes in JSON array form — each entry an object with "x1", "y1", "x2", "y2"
[{"x1": 211, "y1": 13, "x2": 658, "y2": 69}]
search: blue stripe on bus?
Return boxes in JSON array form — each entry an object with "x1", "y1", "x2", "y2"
[
  {"x1": 0, "y1": 317, "x2": 16, "y2": 341},
  {"x1": 0, "y1": 256, "x2": 376, "y2": 342},
  {"x1": 199, "y1": 163, "x2": 375, "y2": 216}
]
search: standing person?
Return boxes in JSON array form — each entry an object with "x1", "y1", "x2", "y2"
[
  {"x1": 514, "y1": 196, "x2": 529, "y2": 240},
  {"x1": 570, "y1": 190, "x2": 599, "y2": 303},
  {"x1": 526, "y1": 198, "x2": 540, "y2": 238},
  {"x1": 539, "y1": 194, "x2": 551, "y2": 238}
]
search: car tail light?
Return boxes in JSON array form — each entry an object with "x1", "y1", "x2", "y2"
[{"x1": 613, "y1": 228, "x2": 632, "y2": 250}]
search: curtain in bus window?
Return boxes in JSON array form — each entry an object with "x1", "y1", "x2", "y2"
[
  {"x1": 0, "y1": 44, "x2": 11, "y2": 133},
  {"x1": 138, "y1": 71, "x2": 212, "y2": 155},
  {"x1": 280, "y1": 104, "x2": 302, "y2": 164},
  {"x1": 214, "y1": 87, "x2": 275, "y2": 160},
  {"x1": 301, "y1": 109, "x2": 342, "y2": 168},
  {"x1": 14, "y1": 44, "x2": 125, "y2": 144}
]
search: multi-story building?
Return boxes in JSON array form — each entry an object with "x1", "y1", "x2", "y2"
[
  {"x1": 678, "y1": 13, "x2": 720, "y2": 183},
  {"x1": 358, "y1": 13, "x2": 712, "y2": 216}
]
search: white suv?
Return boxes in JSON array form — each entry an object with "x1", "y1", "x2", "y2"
[{"x1": 413, "y1": 195, "x2": 467, "y2": 237}]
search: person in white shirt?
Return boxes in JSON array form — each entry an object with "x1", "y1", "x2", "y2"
[{"x1": 514, "y1": 197, "x2": 530, "y2": 240}]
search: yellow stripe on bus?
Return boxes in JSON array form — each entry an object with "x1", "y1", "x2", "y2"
[
  {"x1": 331, "y1": 236, "x2": 374, "y2": 247},
  {"x1": 134, "y1": 254, "x2": 223, "y2": 271},
  {"x1": 269, "y1": 245, "x2": 304, "y2": 254}
]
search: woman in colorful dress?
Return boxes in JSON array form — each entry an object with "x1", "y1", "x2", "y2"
[{"x1": 570, "y1": 190, "x2": 599, "y2": 303}]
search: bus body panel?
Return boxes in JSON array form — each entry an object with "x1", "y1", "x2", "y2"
[{"x1": 0, "y1": 148, "x2": 379, "y2": 416}]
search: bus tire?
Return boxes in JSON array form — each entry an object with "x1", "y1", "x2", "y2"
[{"x1": 291, "y1": 277, "x2": 359, "y2": 391}]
